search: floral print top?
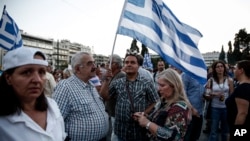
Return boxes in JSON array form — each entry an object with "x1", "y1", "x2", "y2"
[{"x1": 148, "y1": 100, "x2": 191, "y2": 141}]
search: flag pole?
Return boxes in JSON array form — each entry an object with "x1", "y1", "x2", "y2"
[
  {"x1": 109, "y1": 0, "x2": 128, "y2": 68},
  {"x1": 2, "y1": 5, "x2": 6, "y2": 16},
  {"x1": 0, "y1": 5, "x2": 6, "y2": 69},
  {"x1": 3, "y1": 5, "x2": 6, "y2": 11},
  {"x1": 1, "y1": 5, "x2": 6, "y2": 18}
]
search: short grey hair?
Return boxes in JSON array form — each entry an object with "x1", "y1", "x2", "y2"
[
  {"x1": 112, "y1": 54, "x2": 123, "y2": 69},
  {"x1": 71, "y1": 52, "x2": 91, "y2": 73}
]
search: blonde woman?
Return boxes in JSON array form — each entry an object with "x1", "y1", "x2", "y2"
[{"x1": 134, "y1": 68, "x2": 192, "y2": 141}]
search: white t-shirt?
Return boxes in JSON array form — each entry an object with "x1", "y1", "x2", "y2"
[
  {"x1": 0, "y1": 98, "x2": 66, "y2": 141},
  {"x1": 44, "y1": 72, "x2": 57, "y2": 97}
]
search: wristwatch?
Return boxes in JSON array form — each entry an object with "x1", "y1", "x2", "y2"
[{"x1": 146, "y1": 122, "x2": 151, "y2": 130}]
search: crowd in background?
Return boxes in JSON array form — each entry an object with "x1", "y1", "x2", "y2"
[{"x1": 0, "y1": 47, "x2": 249, "y2": 141}]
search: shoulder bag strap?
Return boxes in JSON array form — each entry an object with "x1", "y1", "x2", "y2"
[{"x1": 126, "y1": 81, "x2": 135, "y2": 113}]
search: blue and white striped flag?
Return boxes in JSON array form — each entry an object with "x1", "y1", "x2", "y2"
[
  {"x1": 117, "y1": 0, "x2": 207, "y2": 85},
  {"x1": 0, "y1": 6, "x2": 23, "y2": 51},
  {"x1": 143, "y1": 53, "x2": 153, "y2": 71}
]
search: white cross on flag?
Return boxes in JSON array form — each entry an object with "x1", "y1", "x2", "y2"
[{"x1": 0, "y1": 6, "x2": 23, "y2": 51}]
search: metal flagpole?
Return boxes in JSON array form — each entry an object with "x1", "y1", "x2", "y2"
[{"x1": 0, "y1": 6, "x2": 6, "y2": 69}]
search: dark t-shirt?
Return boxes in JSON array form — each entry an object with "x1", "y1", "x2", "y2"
[{"x1": 226, "y1": 83, "x2": 250, "y2": 140}]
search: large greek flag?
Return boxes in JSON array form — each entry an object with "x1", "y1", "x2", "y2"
[
  {"x1": 117, "y1": 0, "x2": 207, "y2": 85},
  {"x1": 0, "y1": 6, "x2": 23, "y2": 51}
]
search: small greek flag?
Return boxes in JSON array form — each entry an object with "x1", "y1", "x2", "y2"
[
  {"x1": 0, "y1": 6, "x2": 23, "y2": 51},
  {"x1": 143, "y1": 53, "x2": 153, "y2": 70}
]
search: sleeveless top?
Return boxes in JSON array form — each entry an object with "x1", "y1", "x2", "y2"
[{"x1": 211, "y1": 78, "x2": 229, "y2": 108}]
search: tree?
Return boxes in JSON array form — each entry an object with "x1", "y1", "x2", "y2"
[
  {"x1": 237, "y1": 28, "x2": 249, "y2": 49},
  {"x1": 219, "y1": 45, "x2": 226, "y2": 62},
  {"x1": 239, "y1": 30, "x2": 250, "y2": 60},
  {"x1": 227, "y1": 41, "x2": 234, "y2": 65},
  {"x1": 226, "y1": 28, "x2": 250, "y2": 65},
  {"x1": 241, "y1": 46, "x2": 250, "y2": 60},
  {"x1": 233, "y1": 29, "x2": 245, "y2": 62},
  {"x1": 141, "y1": 44, "x2": 148, "y2": 57},
  {"x1": 232, "y1": 40, "x2": 242, "y2": 63},
  {"x1": 130, "y1": 39, "x2": 139, "y2": 53}
]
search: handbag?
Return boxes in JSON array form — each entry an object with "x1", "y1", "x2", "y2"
[{"x1": 204, "y1": 78, "x2": 213, "y2": 119}]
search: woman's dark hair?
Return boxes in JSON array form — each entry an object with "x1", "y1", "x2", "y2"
[
  {"x1": 211, "y1": 60, "x2": 228, "y2": 83},
  {"x1": 237, "y1": 60, "x2": 250, "y2": 78},
  {"x1": 0, "y1": 68, "x2": 48, "y2": 116}
]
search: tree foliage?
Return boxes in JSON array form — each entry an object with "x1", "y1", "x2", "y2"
[
  {"x1": 218, "y1": 45, "x2": 225, "y2": 62},
  {"x1": 227, "y1": 41, "x2": 234, "y2": 65},
  {"x1": 225, "y1": 28, "x2": 250, "y2": 65}
]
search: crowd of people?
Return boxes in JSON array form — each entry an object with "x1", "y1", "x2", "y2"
[{"x1": 0, "y1": 46, "x2": 249, "y2": 141}]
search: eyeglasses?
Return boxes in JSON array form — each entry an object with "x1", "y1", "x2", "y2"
[{"x1": 126, "y1": 49, "x2": 138, "y2": 56}]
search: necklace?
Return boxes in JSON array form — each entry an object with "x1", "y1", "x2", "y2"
[
  {"x1": 218, "y1": 81, "x2": 225, "y2": 90},
  {"x1": 217, "y1": 78, "x2": 226, "y2": 101},
  {"x1": 217, "y1": 78, "x2": 225, "y2": 90}
]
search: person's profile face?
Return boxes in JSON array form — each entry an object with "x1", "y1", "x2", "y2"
[{"x1": 157, "y1": 77, "x2": 174, "y2": 99}]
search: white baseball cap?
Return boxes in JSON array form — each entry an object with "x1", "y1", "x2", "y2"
[{"x1": 3, "y1": 47, "x2": 48, "y2": 71}]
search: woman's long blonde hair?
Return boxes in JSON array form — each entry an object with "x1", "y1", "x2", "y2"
[{"x1": 157, "y1": 68, "x2": 192, "y2": 109}]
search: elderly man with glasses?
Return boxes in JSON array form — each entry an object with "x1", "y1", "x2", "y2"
[{"x1": 53, "y1": 52, "x2": 109, "y2": 141}]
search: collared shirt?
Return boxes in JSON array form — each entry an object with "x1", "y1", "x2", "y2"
[
  {"x1": 105, "y1": 71, "x2": 126, "y2": 117},
  {"x1": 153, "y1": 70, "x2": 164, "y2": 89},
  {"x1": 181, "y1": 72, "x2": 205, "y2": 115},
  {"x1": 138, "y1": 66, "x2": 154, "y2": 82},
  {"x1": 0, "y1": 98, "x2": 66, "y2": 141},
  {"x1": 109, "y1": 74, "x2": 159, "y2": 140},
  {"x1": 44, "y1": 72, "x2": 57, "y2": 97},
  {"x1": 53, "y1": 75, "x2": 109, "y2": 141}
]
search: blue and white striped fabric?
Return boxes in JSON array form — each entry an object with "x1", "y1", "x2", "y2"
[
  {"x1": 117, "y1": 0, "x2": 207, "y2": 85},
  {"x1": 0, "y1": 6, "x2": 23, "y2": 51},
  {"x1": 143, "y1": 53, "x2": 153, "y2": 70}
]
